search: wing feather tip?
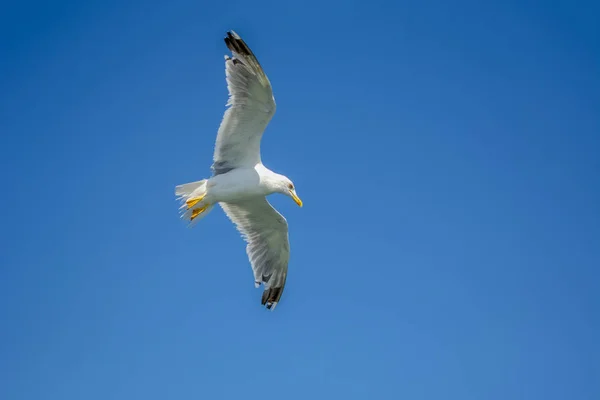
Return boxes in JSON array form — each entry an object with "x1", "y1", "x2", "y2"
[
  {"x1": 261, "y1": 286, "x2": 284, "y2": 310},
  {"x1": 224, "y1": 30, "x2": 252, "y2": 57}
]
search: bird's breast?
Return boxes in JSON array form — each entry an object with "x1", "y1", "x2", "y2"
[{"x1": 208, "y1": 168, "x2": 267, "y2": 203}]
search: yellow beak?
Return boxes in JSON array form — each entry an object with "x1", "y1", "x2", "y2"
[{"x1": 290, "y1": 190, "x2": 303, "y2": 207}]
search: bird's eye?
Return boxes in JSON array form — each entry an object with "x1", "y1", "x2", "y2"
[{"x1": 288, "y1": 184, "x2": 294, "y2": 190}]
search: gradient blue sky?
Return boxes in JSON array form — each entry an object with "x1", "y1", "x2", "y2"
[{"x1": 1, "y1": 0, "x2": 599, "y2": 399}]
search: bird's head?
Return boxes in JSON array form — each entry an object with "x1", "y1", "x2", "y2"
[{"x1": 278, "y1": 176, "x2": 303, "y2": 207}]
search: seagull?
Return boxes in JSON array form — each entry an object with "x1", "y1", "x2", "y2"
[{"x1": 175, "y1": 31, "x2": 302, "y2": 310}]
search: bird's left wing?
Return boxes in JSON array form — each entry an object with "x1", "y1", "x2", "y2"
[
  {"x1": 220, "y1": 197, "x2": 290, "y2": 310},
  {"x1": 212, "y1": 31, "x2": 276, "y2": 176}
]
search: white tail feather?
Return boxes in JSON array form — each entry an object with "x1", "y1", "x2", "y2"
[
  {"x1": 175, "y1": 180, "x2": 207, "y2": 198},
  {"x1": 175, "y1": 179, "x2": 214, "y2": 227}
]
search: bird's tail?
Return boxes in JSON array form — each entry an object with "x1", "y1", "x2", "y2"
[{"x1": 175, "y1": 179, "x2": 214, "y2": 226}]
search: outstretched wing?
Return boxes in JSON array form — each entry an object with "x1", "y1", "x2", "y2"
[
  {"x1": 212, "y1": 31, "x2": 276, "y2": 176},
  {"x1": 220, "y1": 197, "x2": 289, "y2": 310}
]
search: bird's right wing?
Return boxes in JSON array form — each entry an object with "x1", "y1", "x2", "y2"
[
  {"x1": 220, "y1": 197, "x2": 290, "y2": 310},
  {"x1": 211, "y1": 31, "x2": 276, "y2": 176}
]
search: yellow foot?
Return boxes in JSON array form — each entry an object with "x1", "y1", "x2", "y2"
[
  {"x1": 190, "y1": 205, "x2": 209, "y2": 221},
  {"x1": 186, "y1": 194, "x2": 205, "y2": 209}
]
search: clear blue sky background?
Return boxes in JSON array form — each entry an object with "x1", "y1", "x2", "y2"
[{"x1": 1, "y1": 0, "x2": 599, "y2": 399}]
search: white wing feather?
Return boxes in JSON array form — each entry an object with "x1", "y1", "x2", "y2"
[
  {"x1": 212, "y1": 31, "x2": 276, "y2": 175},
  {"x1": 220, "y1": 198, "x2": 289, "y2": 310}
]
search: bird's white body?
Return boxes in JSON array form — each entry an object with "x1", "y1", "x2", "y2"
[
  {"x1": 204, "y1": 164, "x2": 278, "y2": 203},
  {"x1": 174, "y1": 31, "x2": 302, "y2": 310}
]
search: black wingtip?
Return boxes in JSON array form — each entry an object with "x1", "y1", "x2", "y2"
[
  {"x1": 261, "y1": 286, "x2": 284, "y2": 310},
  {"x1": 223, "y1": 30, "x2": 253, "y2": 57}
]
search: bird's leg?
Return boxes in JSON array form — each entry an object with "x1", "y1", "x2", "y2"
[
  {"x1": 190, "y1": 205, "x2": 209, "y2": 221},
  {"x1": 186, "y1": 193, "x2": 205, "y2": 209}
]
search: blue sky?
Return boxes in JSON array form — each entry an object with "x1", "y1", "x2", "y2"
[{"x1": 1, "y1": 0, "x2": 599, "y2": 398}]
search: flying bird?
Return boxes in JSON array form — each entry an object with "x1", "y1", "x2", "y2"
[{"x1": 175, "y1": 31, "x2": 302, "y2": 310}]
